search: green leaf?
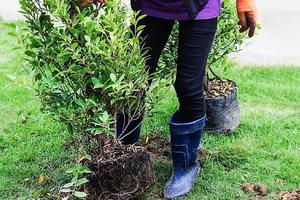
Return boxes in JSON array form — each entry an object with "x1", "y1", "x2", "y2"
[
  {"x1": 92, "y1": 77, "x2": 104, "y2": 89},
  {"x1": 74, "y1": 191, "x2": 87, "y2": 198},
  {"x1": 84, "y1": 35, "x2": 91, "y2": 43},
  {"x1": 137, "y1": 25, "x2": 145, "y2": 32},
  {"x1": 71, "y1": 43, "x2": 78, "y2": 49},
  {"x1": 63, "y1": 182, "x2": 74, "y2": 188},
  {"x1": 110, "y1": 73, "x2": 116, "y2": 82},
  {"x1": 79, "y1": 166, "x2": 92, "y2": 174},
  {"x1": 75, "y1": 178, "x2": 89, "y2": 186},
  {"x1": 102, "y1": 111, "x2": 109, "y2": 122},
  {"x1": 60, "y1": 188, "x2": 71, "y2": 193},
  {"x1": 75, "y1": 99, "x2": 85, "y2": 108}
]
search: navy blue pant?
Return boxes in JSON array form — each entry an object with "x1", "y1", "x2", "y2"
[{"x1": 140, "y1": 16, "x2": 218, "y2": 122}]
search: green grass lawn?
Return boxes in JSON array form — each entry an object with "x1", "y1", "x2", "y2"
[
  {"x1": 1, "y1": 20, "x2": 300, "y2": 199},
  {"x1": 0, "y1": 20, "x2": 77, "y2": 199}
]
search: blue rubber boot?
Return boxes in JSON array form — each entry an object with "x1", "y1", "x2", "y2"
[
  {"x1": 164, "y1": 111, "x2": 206, "y2": 199},
  {"x1": 116, "y1": 113, "x2": 143, "y2": 145}
]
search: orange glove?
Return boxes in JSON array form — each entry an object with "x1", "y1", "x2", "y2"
[
  {"x1": 78, "y1": 0, "x2": 105, "y2": 7},
  {"x1": 237, "y1": 0, "x2": 257, "y2": 37}
]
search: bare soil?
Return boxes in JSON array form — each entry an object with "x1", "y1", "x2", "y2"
[
  {"x1": 140, "y1": 135, "x2": 212, "y2": 168},
  {"x1": 205, "y1": 78, "x2": 236, "y2": 99},
  {"x1": 242, "y1": 183, "x2": 300, "y2": 200},
  {"x1": 242, "y1": 183, "x2": 268, "y2": 197},
  {"x1": 280, "y1": 189, "x2": 300, "y2": 200}
]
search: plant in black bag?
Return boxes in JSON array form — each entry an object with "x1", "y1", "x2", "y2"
[{"x1": 204, "y1": 0, "x2": 248, "y2": 134}]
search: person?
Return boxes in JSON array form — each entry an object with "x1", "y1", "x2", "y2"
[{"x1": 82, "y1": 0, "x2": 257, "y2": 199}]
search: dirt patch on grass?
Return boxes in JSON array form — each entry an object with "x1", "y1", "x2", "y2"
[
  {"x1": 242, "y1": 183, "x2": 300, "y2": 200},
  {"x1": 140, "y1": 135, "x2": 212, "y2": 167},
  {"x1": 242, "y1": 183, "x2": 268, "y2": 199},
  {"x1": 280, "y1": 189, "x2": 300, "y2": 200},
  {"x1": 141, "y1": 135, "x2": 171, "y2": 160}
]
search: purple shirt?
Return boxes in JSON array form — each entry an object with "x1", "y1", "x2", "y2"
[{"x1": 141, "y1": 0, "x2": 221, "y2": 20}]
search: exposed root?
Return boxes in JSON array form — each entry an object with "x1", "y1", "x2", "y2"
[{"x1": 84, "y1": 139, "x2": 155, "y2": 200}]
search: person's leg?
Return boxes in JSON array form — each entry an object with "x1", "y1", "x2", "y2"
[
  {"x1": 117, "y1": 15, "x2": 174, "y2": 144},
  {"x1": 175, "y1": 18, "x2": 217, "y2": 123},
  {"x1": 164, "y1": 18, "x2": 217, "y2": 199},
  {"x1": 139, "y1": 15, "x2": 175, "y2": 75}
]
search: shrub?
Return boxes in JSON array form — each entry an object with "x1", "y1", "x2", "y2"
[{"x1": 19, "y1": 0, "x2": 164, "y2": 140}]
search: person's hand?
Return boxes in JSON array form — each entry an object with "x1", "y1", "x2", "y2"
[
  {"x1": 78, "y1": 0, "x2": 105, "y2": 7},
  {"x1": 237, "y1": 0, "x2": 257, "y2": 37}
]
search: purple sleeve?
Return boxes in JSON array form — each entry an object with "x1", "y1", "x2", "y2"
[{"x1": 141, "y1": 0, "x2": 221, "y2": 20}]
